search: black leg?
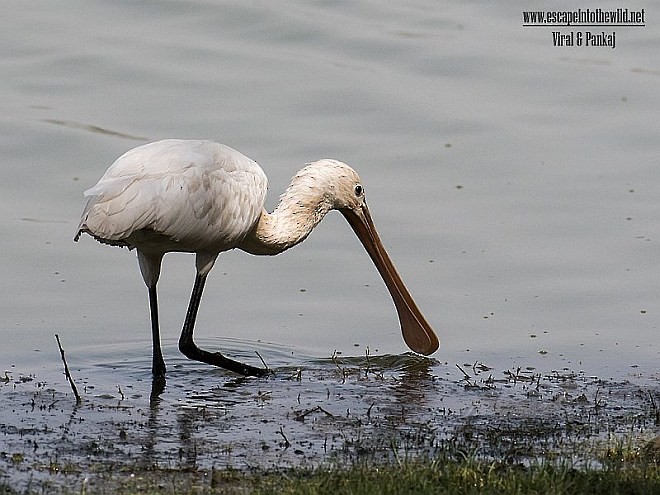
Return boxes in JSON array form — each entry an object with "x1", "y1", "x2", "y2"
[
  {"x1": 148, "y1": 285, "x2": 166, "y2": 379},
  {"x1": 178, "y1": 274, "x2": 269, "y2": 377},
  {"x1": 150, "y1": 375, "x2": 166, "y2": 402}
]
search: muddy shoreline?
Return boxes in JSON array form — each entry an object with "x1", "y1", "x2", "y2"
[{"x1": 1, "y1": 353, "x2": 659, "y2": 493}]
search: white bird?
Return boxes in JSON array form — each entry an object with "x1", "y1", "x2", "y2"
[{"x1": 75, "y1": 139, "x2": 439, "y2": 380}]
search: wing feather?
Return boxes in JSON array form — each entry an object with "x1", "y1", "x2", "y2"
[{"x1": 76, "y1": 140, "x2": 268, "y2": 252}]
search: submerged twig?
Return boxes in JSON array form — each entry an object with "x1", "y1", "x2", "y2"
[
  {"x1": 294, "y1": 405, "x2": 335, "y2": 422},
  {"x1": 332, "y1": 350, "x2": 348, "y2": 384},
  {"x1": 277, "y1": 426, "x2": 291, "y2": 448},
  {"x1": 55, "y1": 334, "x2": 81, "y2": 404},
  {"x1": 255, "y1": 350, "x2": 270, "y2": 373},
  {"x1": 456, "y1": 363, "x2": 471, "y2": 380}
]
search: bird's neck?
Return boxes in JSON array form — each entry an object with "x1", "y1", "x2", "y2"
[{"x1": 239, "y1": 174, "x2": 334, "y2": 255}]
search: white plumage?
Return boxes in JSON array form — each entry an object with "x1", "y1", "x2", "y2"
[
  {"x1": 76, "y1": 139, "x2": 438, "y2": 383},
  {"x1": 78, "y1": 140, "x2": 267, "y2": 253}
]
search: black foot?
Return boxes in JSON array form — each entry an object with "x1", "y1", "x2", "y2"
[{"x1": 180, "y1": 341, "x2": 270, "y2": 377}]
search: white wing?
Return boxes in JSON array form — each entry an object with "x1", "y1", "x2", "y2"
[{"x1": 77, "y1": 140, "x2": 268, "y2": 253}]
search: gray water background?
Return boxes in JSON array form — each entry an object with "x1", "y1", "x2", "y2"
[{"x1": 1, "y1": 1, "x2": 659, "y2": 389}]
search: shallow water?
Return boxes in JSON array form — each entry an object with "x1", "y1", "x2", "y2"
[
  {"x1": 1, "y1": 1, "x2": 659, "y2": 486},
  {"x1": 1, "y1": 347, "x2": 658, "y2": 492}
]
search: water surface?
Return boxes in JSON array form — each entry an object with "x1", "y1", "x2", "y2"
[{"x1": 1, "y1": 0, "x2": 659, "y2": 398}]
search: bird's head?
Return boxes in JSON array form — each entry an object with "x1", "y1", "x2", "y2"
[{"x1": 296, "y1": 159, "x2": 366, "y2": 212}]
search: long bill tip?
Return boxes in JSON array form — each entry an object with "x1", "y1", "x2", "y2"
[
  {"x1": 341, "y1": 203, "x2": 440, "y2": 357},
  {"x1": 400, "y1": 311, "x2": 440, "y2": 356}
]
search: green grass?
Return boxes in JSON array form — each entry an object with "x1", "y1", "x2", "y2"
[
  {"x1": 220, "y1": 459, "x2": 660, "y2": 495},
  {"x1": 5, "y1": 452, "x2": 655, "y2": 495}
]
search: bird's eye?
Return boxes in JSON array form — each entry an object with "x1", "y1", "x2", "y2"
[{"x1": 354, "y1": 184, "x2": 363, "y2": 197}]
